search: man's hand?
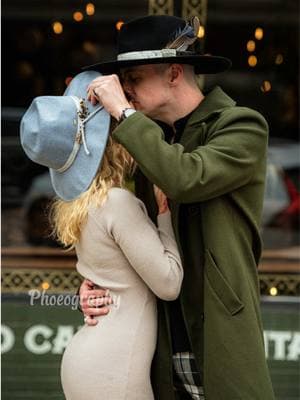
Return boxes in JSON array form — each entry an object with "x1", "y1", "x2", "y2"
[
  {"x1": 80, "y1": 279, "x2": 113, "y2": 326},
  {"x1": 87, "y1": 74, "x2": 132, "y2": 120}
]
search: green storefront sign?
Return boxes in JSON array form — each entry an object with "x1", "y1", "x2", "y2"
[{"x1": 2, "y1": 295, "x2": 300, "y2": 400}]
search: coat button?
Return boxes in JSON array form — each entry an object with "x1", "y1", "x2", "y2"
[{"x1": 188, "y1": 205, "x2": 200, "y2": 216}]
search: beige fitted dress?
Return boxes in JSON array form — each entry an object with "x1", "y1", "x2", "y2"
[{"x1": 61, "y1": 188, "x2": 183, "y2": 400}]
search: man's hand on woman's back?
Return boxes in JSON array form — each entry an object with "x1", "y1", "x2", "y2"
[{"x1": 79, "y1": 279, "x2": 113, "y2": 326}]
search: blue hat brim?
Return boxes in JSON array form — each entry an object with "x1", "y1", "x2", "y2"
[
  {"x1": 51, "y1": 71, "x2": 110, "y2": 201},
  {"x1": 50, "y1": 107, "x2": 110, "y2": 201}
]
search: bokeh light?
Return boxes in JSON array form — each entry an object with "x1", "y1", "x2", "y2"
[
  {"x1": 248, "y1": 55, "x2": 258, "y2": 67},
  {"x1": 52, "y1": 21, "x2": 63, "y2": 35},
  {"x1": 86, "y1": 3, "x2": 95, "y2": 16},
  {"x1": 261, "y1": 80, "x2": 272, "y2": 92},
  {"x1": 255, "y1": 27, "x2": 264, "y2": 40},
  {"x1": 116, "y1": 20, "x2": 124, "y2": 31},
  {"x1": 275, "y1": 54, "x2": 284, "y2": 65},
  {"x1": 41, "y1": 282, "x2": 50, "y2": 290},
  {"x1": 269, "y1": 287, "x2": 278, "y2": 296},
  {"x1": 73, "y1": 11, "x2": 84, "y2": 22},
  {"x1": 247, "y1": 40, "x2": 256, "y2": 52},
  {"x1": 65, "y1": 76, "x2": 73, "y2": 86},
  {"x1": 197, "y1": 26, "x2": 205, "y2": 38}
]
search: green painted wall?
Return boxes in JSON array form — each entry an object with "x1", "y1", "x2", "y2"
[{"x1": 2, "y1": 295, "x2": 299, "y2": 400}]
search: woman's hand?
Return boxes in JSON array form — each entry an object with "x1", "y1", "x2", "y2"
[{"x1": 153, "y1": 185, "x2": 169, "y2": 214}]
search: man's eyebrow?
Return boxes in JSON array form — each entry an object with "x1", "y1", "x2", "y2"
[
  {"x1": 120, "y1": 69, "x2": 133, "y2": 79},
  {"x1": 122, "y1": 68, "x2": 134, "y2": 75},
  {"x1": 125, "y1": 67, "x2": 143, "y2": 74}
]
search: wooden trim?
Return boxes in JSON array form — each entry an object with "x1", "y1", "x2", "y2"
[
  {"x1": 2, "y1": 246, "x2": 299, "y2": 272},
  {"x1": 1, "y1": 246, "x2": 75, "y2": 256},
  {"x1": 2, "y1": 246, "x2": 77, "y2": 270}
]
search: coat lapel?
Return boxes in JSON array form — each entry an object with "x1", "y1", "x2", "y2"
[
  {"x1": 169, "y1": 87, "x2": 237, "y2": 257},
  {"x1": 180, "y1": 86, "x2": 236, "y2": 148}
]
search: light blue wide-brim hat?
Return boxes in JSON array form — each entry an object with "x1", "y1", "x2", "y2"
[{"x1": 20, "y1": 71, "x2": 110, "y2": 201}]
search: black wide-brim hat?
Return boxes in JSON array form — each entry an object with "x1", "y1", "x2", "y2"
[{"x1": 83, "y1": 15, "x2": 232, "y2": 74}]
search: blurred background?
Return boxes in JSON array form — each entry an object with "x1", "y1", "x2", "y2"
[{"x1": 2, "y1": 1, "x2": 299, "y2": 399}]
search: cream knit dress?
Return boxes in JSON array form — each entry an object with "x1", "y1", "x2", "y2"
[{"x1": 61, "y1": 188, "x2": 183, "y2": 400}]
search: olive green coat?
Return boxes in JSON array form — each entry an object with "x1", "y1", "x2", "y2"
[{"x1": 113, "y1": 87, "x2": 275, "y2": 399}]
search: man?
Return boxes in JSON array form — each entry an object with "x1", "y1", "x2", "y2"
[{"x1": 79, "y1": 15, "x2": 275, "y2": 400}]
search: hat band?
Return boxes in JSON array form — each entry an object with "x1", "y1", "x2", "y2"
[
  {"x1": 56, "y1": 97, "x2": 103, "y2": 174},
  {"x1": 117, "y1": 49, "x2": 177, "y2": 61}
]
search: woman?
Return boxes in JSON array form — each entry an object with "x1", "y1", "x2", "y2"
[
  {"x1": 20, "y1": 71, "x2": 183, "y2": 400},
  {"x1": 55, "y1": 136, "x2": 182, "y2": 400}
]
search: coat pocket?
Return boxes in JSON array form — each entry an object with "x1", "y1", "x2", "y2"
[{"x1": 204, "y1": 250, "x2": 244, "y2": 316}]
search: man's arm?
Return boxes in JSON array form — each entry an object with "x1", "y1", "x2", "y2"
[{"x1": 112, "y1": 108, "x2": 268, "y2": 203}]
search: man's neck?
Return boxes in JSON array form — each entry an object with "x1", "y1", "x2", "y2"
[{"x1": 157, "y1": 86, "x2": 204, "y2": 127}]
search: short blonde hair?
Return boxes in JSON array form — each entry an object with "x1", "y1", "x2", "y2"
[{"x1": 51, "y1": 123, "x2": 135, "y2": 249}]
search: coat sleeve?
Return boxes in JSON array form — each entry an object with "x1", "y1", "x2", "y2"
[
  {"x1": 112, "y1": 108, "x2": 268, "y2": 203},
  {"x1": 98, "y1": 189, "x2": 183, "y2": 301}
]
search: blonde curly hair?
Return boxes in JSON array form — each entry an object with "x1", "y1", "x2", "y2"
[{"x1": 50, "y1": 122, "x2": 135, "y2": 249}]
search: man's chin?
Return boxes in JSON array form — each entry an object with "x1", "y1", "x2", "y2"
[
  {"x1": 134, "y1": 105, "x2": 146, "y2": 114},
  {"x1": 133, "y1": 104, "x2": 152, "y2": 118}
]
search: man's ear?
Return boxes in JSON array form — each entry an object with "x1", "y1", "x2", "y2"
[{"x1": 168, "y1": 64, "x2": 184, "y2": 85}]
